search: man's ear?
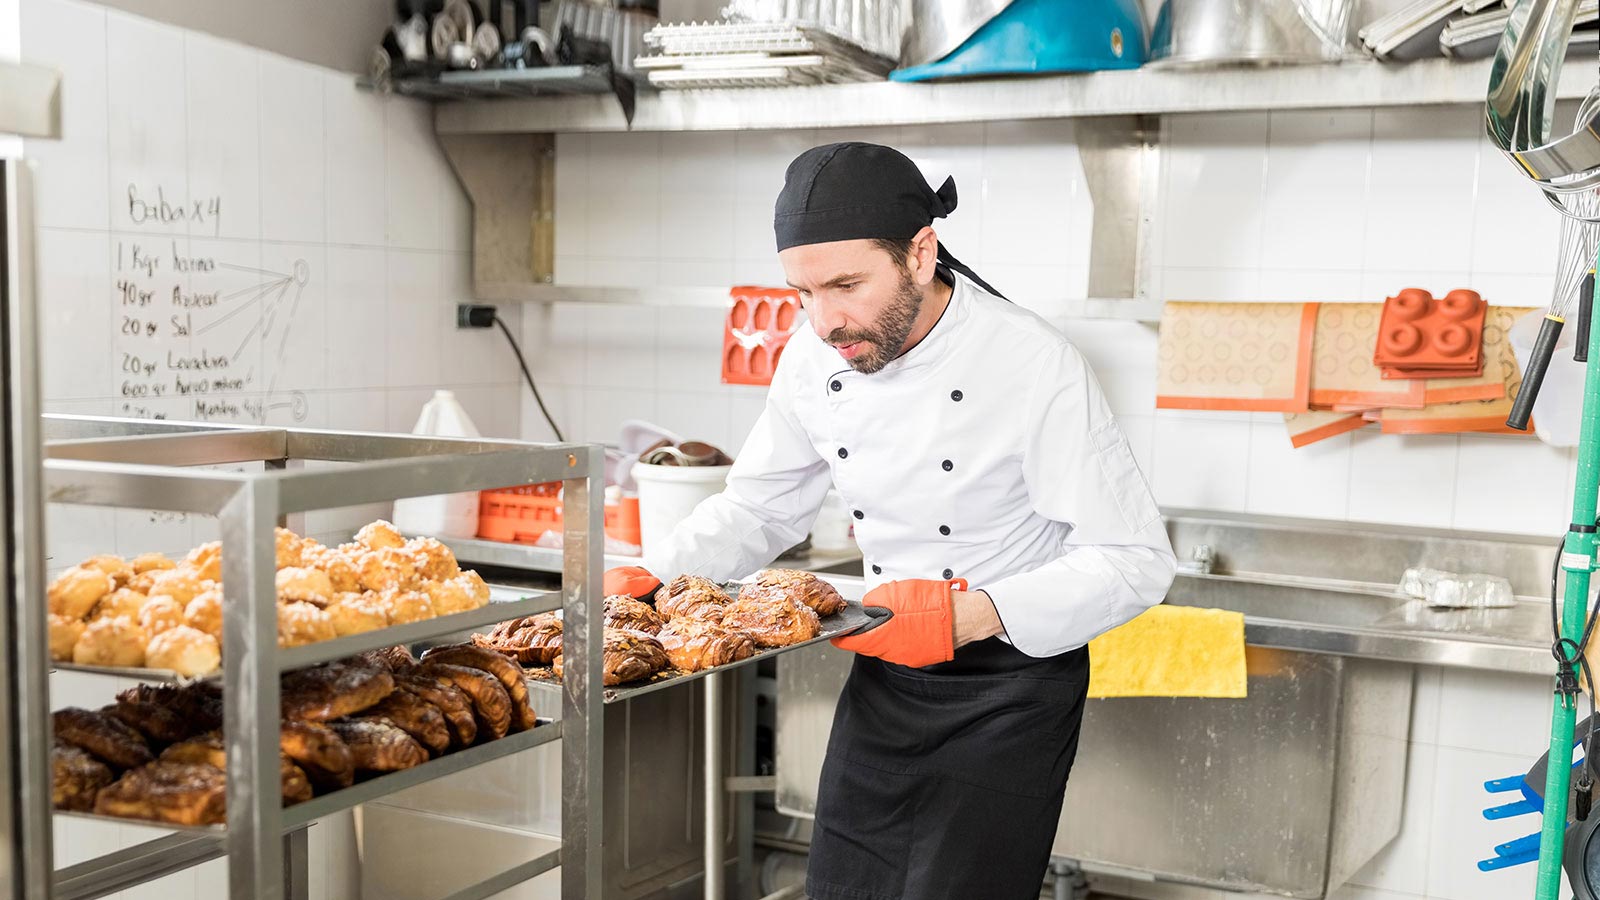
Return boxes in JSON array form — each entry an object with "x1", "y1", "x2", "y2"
[{"x1": 909, "y1": 226, "x2": 940, "y2": 286}]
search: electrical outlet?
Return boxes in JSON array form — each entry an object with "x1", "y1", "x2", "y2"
[{"x1": 457, "y1": 303, "x2": 497, "y2": 328}]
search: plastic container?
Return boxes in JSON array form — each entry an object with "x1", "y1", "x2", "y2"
[
  {"x1": 1510, "y1": 309, "x2": 1584, "y2": 447},
  {"x1": 632, "y1": 462, "x2": 731, "y2": 555},
  {"x1": 477, "y1": 483, "x2": 641, "y2": 546},
  {"x1": 391, "y1": 390, "x2": 481, "y2": 539}
]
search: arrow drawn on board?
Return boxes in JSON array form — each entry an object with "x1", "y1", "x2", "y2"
[{"x1": 200, "y1": 278, "x2": 290, "y2": 336}]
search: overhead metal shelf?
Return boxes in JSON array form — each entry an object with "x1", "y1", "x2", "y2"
[{"x1": 433, "y1": 55, "x2": 1597, "y2": 134}]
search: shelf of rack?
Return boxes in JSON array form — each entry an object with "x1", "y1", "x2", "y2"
[{"x1": 431, "y1": 55, "x2": 1600, "y2": 135}]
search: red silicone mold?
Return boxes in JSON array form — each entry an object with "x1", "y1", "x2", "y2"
[
  {"x1": 1373, "y1": 288, "x2": 1487, "y2": 370},
  {"x1": 722, "y1": 286, "x2": 802, "y2": 387}
]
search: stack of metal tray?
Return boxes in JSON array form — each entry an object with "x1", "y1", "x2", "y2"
[{"x1": 633, "y1": 20, "x2": 895, "y2": 88}]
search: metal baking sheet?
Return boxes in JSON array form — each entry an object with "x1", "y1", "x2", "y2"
[
  {"x1": 522, "y1": 598, "x2": 872, "y2": 703},
  {"x1": 51, "y1": 584, "x2": 559, "y2": 683},
  {"x1": 51, "y1": 718, "x2": 561, "y2": 835}
]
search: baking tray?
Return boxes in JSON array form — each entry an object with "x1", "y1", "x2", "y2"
[
  {"x1": 51, "y1": 584, "x2": 561, "y2": 683},
  {"x1": 52, "y1": 716, "x2": 561, "y2": 834},
  {"x1": 522, "y1": 598, "x2": 873, "y2": 703}
]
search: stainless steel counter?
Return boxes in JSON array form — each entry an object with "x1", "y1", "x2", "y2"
[
  {"x1": 801, "y1": 511, "x2": 1563, "y2": 676},
  {"x1": 453, "y1": 510, "x2": 1562, "y2": 898},
  {"x1": 450, "y1": 514, "x2": 1561, "y2": 676}
]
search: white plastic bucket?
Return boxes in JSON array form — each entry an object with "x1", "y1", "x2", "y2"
[{"x1": 631, "y1": 462, "x2": 731, "y2": 555}]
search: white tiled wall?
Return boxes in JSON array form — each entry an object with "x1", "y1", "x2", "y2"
[
  {"x1": 536, "y1": 108, "x2": 1580, "y2": 900},
  {"x1": 25, "y1": 0, "x2": 524, "y2": 553},
  {"x1": 23, "y1": 0, "x2": 521, "y2": 443},
  {"x1": 21, "y1": 0, "x2": 510, "y2": 895},
  {"x1": 538, "y1": 108, "x2": 1578, "y2": 537}
]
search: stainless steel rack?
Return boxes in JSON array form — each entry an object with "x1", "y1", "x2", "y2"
[
  {"x1": 27, "y1": 417, "x2": 610, "y2": 900},
  {"x1": 380, "y1": 65, "x2": 617, "y2": 101},
  {"x1": 445, "y1": 534, "x2": 868, "y2": 900}
]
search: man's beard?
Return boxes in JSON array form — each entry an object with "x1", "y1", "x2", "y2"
[{"x1": 825, "y1": 267, "x2": 923, "y2": 374}]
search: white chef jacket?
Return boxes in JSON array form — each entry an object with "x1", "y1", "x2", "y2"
[{"x1": 644, "y1": 272, "x2": 1176, "y2": 658}]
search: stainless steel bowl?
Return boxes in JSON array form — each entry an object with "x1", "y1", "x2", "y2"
[
  {"x1": 898, "y1": 0, "x2": 1016, "y2": 69},
  {"x1": 1148, "y1": 0, "x2": 1354, "y2": 68}
]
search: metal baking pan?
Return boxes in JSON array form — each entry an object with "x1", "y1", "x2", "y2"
[
  {"x1": 53, "y1": 717, "x2": 561, "y2": 834},
  {"x1": 522, "y1": 598, "x2": 873, "y2": 703},
  {"x1": 51, "y1": 584, "x2": 560, "y2": 683},
  {"x1": 1359, "y1": 0, "x2": 1465, "y2": 58}
]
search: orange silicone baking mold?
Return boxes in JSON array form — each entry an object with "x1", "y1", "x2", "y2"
[
  {"x1": 1373, "y1": 288, "x2": 1487, "y2": 371},
  {"x1": 723, "y1": 286, "x2": 803, "y2": 387}
]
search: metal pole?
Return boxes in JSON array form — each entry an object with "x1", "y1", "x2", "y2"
[
  {"x1": 222, "y1": 478, "x2": 285, "y2": 900},
  {"x1": 705, "y1": 670, "x2": 724, "y2": 900},
  {"x1": 2, "y1": 157, "x2": 54, "y2": 900},
  {"x1": 562, "y1": 446, "x2": 605, "y2": 900},
  {"x1": 283, "y1": 828, "x2": 310, "y2": 900},
  {"x1": 1535, "y1": 247, "x2": 1600, "y2": 900}
]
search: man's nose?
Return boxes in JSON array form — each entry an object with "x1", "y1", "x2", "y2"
[{"x1": 808, "y1": 297, "x2": 847, "y2": 340}]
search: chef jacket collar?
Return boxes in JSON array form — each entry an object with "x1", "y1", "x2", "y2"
[{"x1": 874, "y1": 269, "x2": 972, "y2": 377}]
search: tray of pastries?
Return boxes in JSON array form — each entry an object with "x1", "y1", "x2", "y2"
[
  {"x1": 46, "y1": 520, "x2": 500, "y2": 679},
  {"x1": 51, "y1": 643, "x2": 544, "y2": 828},
  {"x1": 471, "y1": 568, "x2": 869, "y2": 701}
]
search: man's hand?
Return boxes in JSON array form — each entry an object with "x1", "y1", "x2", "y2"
[
  {"x1": 603, "y1": 566, "x2": 661, "y2": 600},
  {"x1": 832, "y1": 579, "x2": 973, "y2": 668}
]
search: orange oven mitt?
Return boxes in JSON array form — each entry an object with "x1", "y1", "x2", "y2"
[
  {"x1": 603, "y1": 566, "x2": 661, "y2": 600},
  {"x1": 831, "y1": 579, "x2": 963, "y2": 669}
]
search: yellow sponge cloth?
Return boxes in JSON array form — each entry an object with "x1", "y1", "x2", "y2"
[{"x1": 1087, "y1": 605, "x2": 1248, "y2": 699}]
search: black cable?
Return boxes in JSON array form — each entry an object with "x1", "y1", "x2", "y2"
[
  {"x1": 1549, "y1": 530, "x2": 1600, "y2": 797},
  {"x1": 493, "y1": 315, "x2": 565, "y2": 443}
]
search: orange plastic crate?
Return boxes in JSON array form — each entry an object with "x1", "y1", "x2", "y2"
[{"x1": 478, "y1": 484, "x2": 641, "y2": 546}]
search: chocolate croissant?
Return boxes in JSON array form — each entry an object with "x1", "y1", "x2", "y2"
[
  {"x1": 393, "y1": 671, "x2": 477, "y2": 748},
  {"x1": 280, "y1": 664, "x2": 394, "y2": 722},
  {"x1": 656, "y1": 618, "x2": 756, "y2": 673},
  {"x1": 364, "y1": 691, "x2": 450, "y2": 755},
  {"x1": 280, "y1": 719, "x2": 355, "y2": 790},
  {"x1": 94, "y1": 761, "x2": 228, "y2": 826},
  {"x1": 748, "y1": 569, "x2": 848, "y2": 617},
  {"x1": 654, "y1": 575, "x2": 730, "y2": 623},
  {"x1": 158, "y1": 732, "x2": 313, "y2": 804},
  {"x1": 328, "y1": 719, "x2": 428, "y2": 774},
  {"x1": 720, "y1": 592, "x2": 821, "y2": 648},
  {"x1": 552, "y1": 630, "x2": 670, "y2": 686},
  {"x1": 416, "y1": 662, "x2": 512, "y2": 741},
  {"x1": 52, "y1": 740, "x2": 114, "y2": 812},
  {"x1": 53, "y1": 707, "x2": 154, "y2": 770},
  {"x1": 419, "y1": 643, "x2": 536, "y2": 733},
  {"x1": 473, "y1": 613, "x2": 562, "y2": 666},
  {"x1": 604, "y1": 595, "x2": 666, "y2": 634}
]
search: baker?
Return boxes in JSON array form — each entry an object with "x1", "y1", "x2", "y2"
[{"x1": 606, "y1": 142, "x2": 1177, "y2": 900}]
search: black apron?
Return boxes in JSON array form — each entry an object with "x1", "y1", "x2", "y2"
[{"x1": 805, "y1": 637, "x2": 1090, "y2": 900}]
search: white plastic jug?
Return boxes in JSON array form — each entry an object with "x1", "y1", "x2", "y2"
[
  {"x1": 391, "y1": 390, "x2": 482, "y2": 538},
  {"x1": 632, "y1": 462, "x2": 731, "y2": 555}
]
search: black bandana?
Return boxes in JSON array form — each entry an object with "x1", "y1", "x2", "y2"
[{"x1": 773, "y1": 142, "x2": 1004, "y2": 299}]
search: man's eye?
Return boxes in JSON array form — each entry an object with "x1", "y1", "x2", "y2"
[{"x1": 839, "y1": 283, "x2": 857, "y2": 292}]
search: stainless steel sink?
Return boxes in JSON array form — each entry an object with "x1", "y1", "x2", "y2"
[{"x1": 1166, "y1": 570, "x2": 1551, "y2": 673}]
